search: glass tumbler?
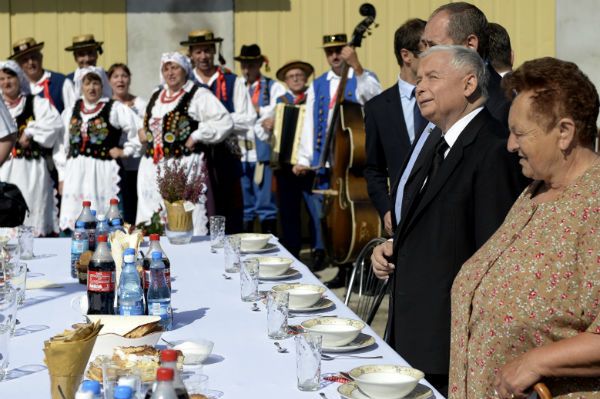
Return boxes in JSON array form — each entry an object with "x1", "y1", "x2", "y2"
[
  {"x1": 267, "y1": 290, "x2": 289, "y2": 339},
  {"x1": 18, "y1": 226, "x2": 34, "y2": 260},
  {"x1": 209, "y1": 215, "x2": 226, "y2": 250},
  {"x1": 240, "y1": 258, "x2": 260, "y2": 302},
  {"x1": 295, "y1": 333, "x2": 322, "y2": 391},
  {"x1": 224, "y1": 236, "x2": 241, "y2": 273},
  {"x1": 0, "y1": 286, "x2": 17, "y2": 380}
]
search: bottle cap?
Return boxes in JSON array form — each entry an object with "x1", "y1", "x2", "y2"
[
  {"x1": 156, "y1": 367, "x2": 174, "y2": 381},
  {"x1": 91, "y1": 210, "x2": 96, "y2": 217},
  {"x1": 82, "y1": 200, "x2": 91, "y2": 207},
  {"x1": 81, "y1": 380, "x2": 101, "y2": 394},
  {"x1": 97, "y1": 235, "x2": 107, "y2": 243},
  {"x1": 97, "y1": 214, "x2": 106, "y2": 221},
  {"x1": 113, "y1": 385, "x2": 133, "y2": 399},
  {"x1": 160, "y1": 349, "x2": 178, "y2": 362},
  {"x1": 123, "y1": 254, "x2": 135, "y2": 263},
  {"x1": 124, "y1": 248, "x2": 135, "y2": 256},
  {"x1": 113, "y1": 219, "x2": 122, "y2": 226},
  {"x1": 110, "y1": 198, "x2": 119, "y2": 205},
  {"x1": 149, "y1": 233, "x2": 160, "y2": 241},
  {"x1": 151, "y1": 251, "x2": 162, "y2": 261},
  {"x1": 75, "y1": 221, "x2": 85, "y2": 228}
]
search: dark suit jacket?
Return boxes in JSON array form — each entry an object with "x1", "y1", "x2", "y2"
[
  {"x1": 364, "y1": 84, "x2": 413, "y2": 219},
  {"x1": 388, "y1": 108, "x2": 528, "y2": 374},
  {"x1": 485, "y1": 63, "x2": 511, "y2": 127}
]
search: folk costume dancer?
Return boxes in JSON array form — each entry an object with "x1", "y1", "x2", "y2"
[{"x1": 65, "y1": 34, "x2": 104, "y2": 82}]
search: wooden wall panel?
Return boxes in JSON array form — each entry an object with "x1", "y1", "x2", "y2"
[{"x1": 234, "y1": 0, "x2": 556, "y2": 88}]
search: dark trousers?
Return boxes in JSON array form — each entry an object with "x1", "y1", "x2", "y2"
[{"x1": 119, "y1": 169, "x2": 138, "y2": 225}]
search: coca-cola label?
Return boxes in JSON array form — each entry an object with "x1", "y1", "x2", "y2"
[{"x1": 88, "y1": 270, "x2": 115, "y2": 292}]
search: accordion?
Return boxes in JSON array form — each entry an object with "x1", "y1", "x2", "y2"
[{"x1": 271, "y1": 103, "x2": 305, "y2": 168}]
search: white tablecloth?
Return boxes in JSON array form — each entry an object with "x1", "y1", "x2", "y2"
[{"x1": 0, "y1": 237, "x2": 444, "y2": 398}]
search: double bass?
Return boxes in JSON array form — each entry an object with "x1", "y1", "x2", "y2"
[{"x1": 317, "y1": 3, "x2": 381, "y2": 264}]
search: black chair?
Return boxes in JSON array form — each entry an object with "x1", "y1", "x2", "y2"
[{"x1": 344, "y1": 237, "x2": 390, "y2": 328}]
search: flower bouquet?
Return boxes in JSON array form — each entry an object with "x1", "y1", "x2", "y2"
[{"x1": 157, "y1": 160, "x2": 206, "y2": 244}]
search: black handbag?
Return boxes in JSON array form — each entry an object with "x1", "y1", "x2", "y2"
[{"x1": 0, "y1": 182, "x2": 29, "y2": 227}]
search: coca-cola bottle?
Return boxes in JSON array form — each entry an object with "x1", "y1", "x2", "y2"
[
  {"x1": 145, "y1": 368, "x2": 177, "y2": 399},
  {"x1": 87, "y1": 235, "x2": 115, "y2": 314},
  {"x1": 107, "y1": 198, "x2": 123, "y2": 228},
  {"x1": 76, "y1": 201, "x2": 97, "y2": 251},
  {"x1": 143, "y1": 234, "x2": 170, "y2": 312},
  {"x1": 160, "y1": 350, "x2": 188, "y2": 399}
]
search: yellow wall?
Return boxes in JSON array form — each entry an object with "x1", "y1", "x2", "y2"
[
  {"x1": 234, "y1": 0, "x2": 556, "y2": 88},
  {"x1": 0, "y1": 0, "x2": 126, "y2": 75}
]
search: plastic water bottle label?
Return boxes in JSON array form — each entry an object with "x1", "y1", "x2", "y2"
[
  {"x1": 71, "y1": 239, "x2": 88, "y2": 254},
  {"x1": 119, "y1": 301, "x2": 143, "y2": 316},
  {"x1": 148, "y1": 300, "x2": 172, "y2": 328}
]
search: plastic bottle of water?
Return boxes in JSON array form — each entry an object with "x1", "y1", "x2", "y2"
[
  {"x1": 143, "y1": 235, "x2": 171, "y2": 312},
  {"x1": 71, "y1": 221, "x2": 89, "y2": 278},
  {"x1": 147, "y1": 251, "x2": 172, "y2": 330},
  {"x1": 111, "y1": 219, "x2": 126, "y2": 235},
  {"x1": 118, "y1": 248, "x2": 144, "y2": 316},
  {"x1": 76, "y1": 200, "x2": 97, "y2": 251},
  {"x1": 96, "y1": 214, "x2": 110, "y2": 248},
  {"x1": 107, "y1": 198, "x2": 123, "y2": 228}
]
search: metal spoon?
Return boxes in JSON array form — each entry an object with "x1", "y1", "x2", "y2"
[
  {"x1": 319, "y1": 393, "x2": 329, "y2": 399},
  {"x1": 274, "y1": 341, "x2": 287, "y2": 353},
  {"x1": 251, "y1": 302, "x2": 260, "y2": 312},
  {"x1": 222, "y1": 273, "x2": 232, "y2": 280},
  {"x1": 322, "y1": 353, "x2": 383, "y2": 361},
  {"x1": 161, "y1": 338, "x2": 176, "y2": 347}
]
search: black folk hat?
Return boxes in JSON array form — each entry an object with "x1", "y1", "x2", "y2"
[
  {"x1": 9, "y1": 37, "x2": 44, "y2": 60},
  {"x1": 64, "y1": 34, "x2": 104, "y2": 54},
  {"x1": 276, "y1": 60, "x2": 314, "y2": 82},
  {"x1": 322, "y1": 33, "x2": 347, "y2": 48}
]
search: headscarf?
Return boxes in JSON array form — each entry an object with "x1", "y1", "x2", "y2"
[
  {"x1": 73, "y1": 66, "x2": 112, "y2": 99},
  {"x1": 0, "y1": 60, "x2": 31, "y2": 95},
  {"x1": 159, "y1": 52, "x2": 192, "y2": 86}
]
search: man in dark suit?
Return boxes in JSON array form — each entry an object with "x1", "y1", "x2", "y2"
[
  {"x1": 421, "y1": 2, "x2": 510, "y2": 127},
  {"x1": 371, "y1": 45, "x2": 527, "y2": 395},
  {"x1": 364, "y1": 18, "x2": 427, "y2": 236}
]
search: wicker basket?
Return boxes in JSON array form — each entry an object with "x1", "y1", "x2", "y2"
[{"x1": 164, "y1": 200, "x2": 193, "y2": 232}]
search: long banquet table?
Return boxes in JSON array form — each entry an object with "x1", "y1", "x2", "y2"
[{"x1": 1, "y1": 237, "x2": 443, "y2": 398}]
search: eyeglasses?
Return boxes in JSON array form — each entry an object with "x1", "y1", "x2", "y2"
[{"x1": 285, "y1": 73, "x2": 306, "y2": 80}]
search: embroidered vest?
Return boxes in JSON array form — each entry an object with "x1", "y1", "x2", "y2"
[
  {"x1": 143, "y1": 85, "x2": 201, "y2": 160},
  {"x1": 68, "y1": 99, "x2": 122, "y2": 160},
  {"x1": 37, "y1": 71, "x2": 67, "y2": 113},
  {"x1": 193, "y1": 67, "x2": 237, "y2": 113},
  {"x1": 12, "y1": 95, "x2": 48, "y2": 160},
  {"x1": 252, "y1": 76, "x2": 274, "y2": 162},
  {"x1": 311, "y1": 72, "x2": 358, "y2": 168}
]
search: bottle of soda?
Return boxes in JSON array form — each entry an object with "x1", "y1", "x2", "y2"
[
  {"x1": 160, "y1": 350, "x2": 189, "y2": 399},
  {"x1": 113, "y1": 385, "x2": 134, "y2": 399},
  {"x1": 107, "y1": 198, "x2": 123, "y2": 228},
  {"x1": 143, "y1": 234, "x2": 170, "y2": 311},
  {"x1": 147, "y1": 251, "x2": 172, "y2": 330},
  {"x1": 87, "y1": 235, "x2": 115, "y2": 314},
  {"x1": 76, "y1": 201, "x2": 97, "y2": 251},
  {"x1": 71, "y1": 221, "x2": 89, "y2": 279},
  {"x1": 95, "y1": 214, "x2": 110, "y2": 248},
  {"x1": 147, "y1": 368, "x2": 177, "y2": 399},
  {"x1": 118, "y1": 248, "x2": 144, "y2": 316}
]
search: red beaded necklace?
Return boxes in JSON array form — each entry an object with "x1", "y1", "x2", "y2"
[
  {"x1": 160, "y1": 88, "x2": 185, "y2": 104},
  {"x1": 80, "y1": 100, "x2": 104, "y2": 115},
  {"x1": 3, "y1": 95, "x2": 22, "y2": 108}
]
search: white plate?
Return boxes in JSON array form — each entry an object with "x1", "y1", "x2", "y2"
[
  {"x1": 289, "y1": 297, "x2": 334, "y2": 312},
  {"x1": 259, "y1": 267, "x2": 300, "y2": 280},
  {"x1": 240, "y1": 243, "x2": 279, "y2": 254},
  {"x1": 338, "y1": 382, "x2": 433, "y2": 399},
  {"x1": 322, "y1": 333, "x2": 376, "y2": 353}
]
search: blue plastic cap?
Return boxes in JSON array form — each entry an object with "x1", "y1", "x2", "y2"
[
  {"x1": 113, "y1": 219, "x2": 122, "y2": 226},
  {"x1": 151, "y1": 251, "x2": 162, "y2": 260},
  {"x1": 91, "y1": 210, "x2": 97, "y2": 216},
  {"x1": 75, "y1": 221, "x2": 85, "y2": 228},
  {"x1": 113, "y1": 385, "x2": 133, "y2": 399},
  {"x1": 124, "y1": 248, "x2": 135, "y2": 256},
  {"x1": 81, "y1": 380, "x2": 101, "y2": 394}
]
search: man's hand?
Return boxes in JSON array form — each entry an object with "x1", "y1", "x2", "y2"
[
  {"x1": 109, "y1": 147, "x2": 124, "y2": 159},
  {"x1": 262, "y1": 117, "x2": 274, "y2": 132},
  {"x1": 383, "y1": 211, "x2": 393, "y2": 236},
  {"x1": 340, "y1": 46, "x2": 364, "y2": 75},
  {"x1": 18, "y1": 133, "x2": 31, "y2": 149},
  {"x1": 58, "y1": 181, "x2": 64, "y2": 196},
  {"x1": 371, "y1": 240, "x2": 395, "y2": 280},
  {"x1": 292, "y1": 164, "x2": 310, "y2": 176}
]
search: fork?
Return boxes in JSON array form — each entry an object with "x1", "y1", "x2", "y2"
[{"x1": 321, "y1": 353, "x2": 383, "y2": 361}]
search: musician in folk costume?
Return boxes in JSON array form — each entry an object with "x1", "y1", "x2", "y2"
[
  {"x1": 183, "y1": 30, "x2": 256, "y2": 234},
  {"x1": 136, "y1": 53, "x2": 233, "y2": 235},
  {"x1": 0, "y1": 61, "x2": 63, "y2": 236},
  {"x1": 55, "y1": 66, "x2": 141, "y2": 231},
  {"x1": 293, "y1": 34, "x2": 381, "y2": 273},
  {"x1": 235, "y1": 44, "x2": 286, "y2": 234},
  {"x1": 64, "y1": 34, "x2": 104, "y2": 82},
  {"x1": 9, "y1": 38, "x2": 76, "y2": 114}
]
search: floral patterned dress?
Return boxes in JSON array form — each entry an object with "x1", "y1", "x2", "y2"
[{"x1": 449, "y1": 161, "x2": 600, "y2": 399}]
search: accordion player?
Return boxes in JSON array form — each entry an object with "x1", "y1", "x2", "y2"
[{"x1": 270, "y1": 102, "x2": 305, "y2": 169}]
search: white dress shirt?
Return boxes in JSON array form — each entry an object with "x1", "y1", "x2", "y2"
[
  {"x1": 29, "y1": 70, "x2": 77, "y2": 112},
  {"x1": 397, "y1": 76, "x2": 418, "y2": 144}
]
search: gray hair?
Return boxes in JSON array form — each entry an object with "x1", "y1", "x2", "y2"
[{"x1": 421, "y1": 44, "x2": 488, "y2": 99}]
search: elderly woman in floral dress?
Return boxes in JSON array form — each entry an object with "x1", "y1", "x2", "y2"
[
  {"x1": 0, "y1": 60, "x2": 63, "y2": 236},
  {"x1": 449, "y1": 57, "x2": 600, "y2": 399},
  {"x1": 136, "y1": 52, "x2": 233, "y2": 235},
  {"x1": 55, "y1": 66, "x2": 141, "y2": 231}
]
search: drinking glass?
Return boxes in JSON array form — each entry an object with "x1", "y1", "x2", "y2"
[
  {"x1": 295, "y1": 333, "x2": 322, "y2": 391},
  {"x1": 267, "y1": 290, "x2": 289, "y2": 339},
  {"x1": 183, "y1": 373, "x2": 209, "y2": 396},
  {"x1": 209, "y1": 215, "x2": 226, "y2": 250},
  {"x1": 5, "y1": 262, "x2": 27, "y2": 306},
  {"x1": 0, "y1": 286, "x2": 17, "y2": 380},
  {"x1": 101, "y1": 358, "x2": 142, "y2": 399},
  {"x1": 224, "y1": 236, "x2": 241, "y2": 273},
  {"x1": 240, "y1": 258, "x2": 260, "y2": 302},
  {"x1": 18, "y1": 226, "x2": 34, "y2": 260}
]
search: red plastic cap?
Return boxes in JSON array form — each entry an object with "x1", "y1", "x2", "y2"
[
  {"x1": 97, "y1": 235, "x2": 107, "y2": 243},
  {"x1": 110, "y1": 198, "x2": 119, "y2": 205},
  {"x1": 149, "y1": 233, "x2": 160, "y2": 241},
  {"x1": 160, "y1": 349, "x2": 178, "y2": 362},
  {"x1": 82, "y1": 201, "x2": 91, "y2": 207},
  {"x1": 156, "y1": 367, "x2": 174, "y2": 381}
]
